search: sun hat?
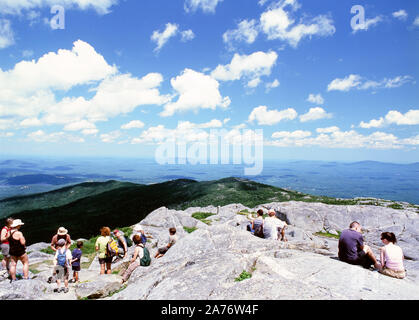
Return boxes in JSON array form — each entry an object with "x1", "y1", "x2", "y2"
[
  {"x1": 10, "y1": 219, "x2": 24, "y2": 228},
  {"x1": 57, "y1": 227, "x2": 68, "y2": 236},
  {"x1": 57, "y1": 239, "x2": 66, "y2": 246}
]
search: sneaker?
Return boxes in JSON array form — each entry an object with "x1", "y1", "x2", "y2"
[
  {"x1": 63, "y1": 288, "x2": 69, "y2": 294},
  {"x1": 58, "y1": 287, "x2": 65, "y2": 293},
  {"x1": 69, "y1": 279, "x2": 76, "y2": 283},
  {"x1": 53, "y1": 288, "x2": 59, "y2": 293}
]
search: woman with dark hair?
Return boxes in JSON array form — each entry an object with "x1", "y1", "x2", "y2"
[
  {"x1": 379, "y1": 232, "x2": 406, "y2": 279},
  {"x1": 252, "y1": 209, "x2": 265, "y2": 238}
]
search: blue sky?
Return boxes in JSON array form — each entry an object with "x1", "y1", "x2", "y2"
[{"x1": 0, "y1": 0, "x2": 418, "y2": 162}]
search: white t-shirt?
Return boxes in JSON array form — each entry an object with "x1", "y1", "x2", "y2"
[
  {"x1": 54, "y1": 248, "x2": 73, "y2": 266},
  {"x1": 263, "y1": 217, "x2": 287, "y2": 239}
]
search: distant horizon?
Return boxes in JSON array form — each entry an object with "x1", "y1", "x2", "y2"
[{"x1": 0, "y1": 154, "x2": 418, "y2": 165}]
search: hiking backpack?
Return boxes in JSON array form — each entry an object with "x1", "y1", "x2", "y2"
[
  {"x1": 57, "y1": 249, "x2": 67, "y2": 267},
  {"x1": 254, "y1": 221, "x2": 264, "y2": 238},
  {"x1": 124, "y1": 235, "x2": 133, "y2": 247},
  {"x1": 106, "y1": 238, "x2": 119, "y2": 258},
  {"x1": 140, "y1": 247, "x2": 151, "y2": 266}
]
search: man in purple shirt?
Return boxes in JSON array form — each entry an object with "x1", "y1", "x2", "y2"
[{"x1": 338, "y1": 221, "x2": 381, "y2": 269}]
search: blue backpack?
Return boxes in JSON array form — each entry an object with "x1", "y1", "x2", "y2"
[{"x1": 57, "y1": 249, "x2": 67, "y2": 267}]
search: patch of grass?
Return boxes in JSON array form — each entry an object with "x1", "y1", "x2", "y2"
[
  {"x1": 235, "y1": 270, "x2": 252, "y2": 282},
  {"x1": 388, "y1": 203, "x2": 403, "y2": 210},
  {"x1": 192, "y1": 212, "x2": 216, "y2": 225},
  {"x1": 183, "y1": 226, "x2": 198, "y2": 234},
  {"x1": 118, "y1": 227, "x2": 133, "y2": 238},
  {"x1": 314, "y1": 231, "x2": 341, "y2": 239},
  {"x1": 29, "y1": 268, "x2": 41, "y2": 274},
  {"x1": 107, "y1": 284, "x2": 127, "y2": 298},
  {"x1": 0, "y1": 254, "x2": 3, "y2": 261},
  {"x1": 40, "y1": 247, "x2": 55, "y2": 255}
]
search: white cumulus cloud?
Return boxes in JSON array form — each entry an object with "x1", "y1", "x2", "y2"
[
  {"x1": 184, "y1": 0, "x2": 223, "y2": 13},
  {"x1": 299, "y1": 107, "x2": 332, "y2": 122},
  {"x1": 248, "y1": 106, "x2": 298, "y2": 126},
  {"x1": 161, "y1": 68, "x2": 230, "y2": 117}
]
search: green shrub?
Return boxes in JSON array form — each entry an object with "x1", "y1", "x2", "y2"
[
  {"x1": 235, "y1": 270, "x2": 252, "y2": 282},
  {"x1": 388, "y1": 203, "x2": 403, "y2": 210},
  {"x1": 40, "y1": 247, "x2": 55, "y2": 255}
]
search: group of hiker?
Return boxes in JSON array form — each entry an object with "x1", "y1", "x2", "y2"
[
  {"x1": 0, "y1": 210, "x2": 408, "y2": 294},
  {"x1": 1, "y1": 217, "x2": 179, "y2": 293},
  {"x1": 247, "y1": 209, "x2": 288, "y2": 241},
  {"x1": 247, "y1": 209, "x2": 406, "y2": 279}
]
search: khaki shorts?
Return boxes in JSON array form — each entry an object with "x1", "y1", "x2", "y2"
[
  {"x1": 1, "y1": 243, "x2": 10, "y2": 258},
  {"x1": 379, "y1": 267, "x2": 406, "y2": 279}
]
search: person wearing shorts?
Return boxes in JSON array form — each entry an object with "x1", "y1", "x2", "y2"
[
  {"x1": 95, "y1": 227, "x2": 112, "y2": 275},
  {"x1": 70, "y1": 241, "x2": 83, "y2": 283},
  {"x1": 1, "y1": 218, "x2": 13, "y2": 273},
  {"x1": 53, "y1": 238, "x2": 72, "y2": 293}
]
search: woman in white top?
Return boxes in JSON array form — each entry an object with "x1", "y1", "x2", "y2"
[{"x1": 379, "y1": 232, "x2": 405, "y2": 279}]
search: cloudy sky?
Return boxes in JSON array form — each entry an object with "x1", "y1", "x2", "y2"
[{"x1": 0, "y1": 0, "x2": 418, "y2": 162}]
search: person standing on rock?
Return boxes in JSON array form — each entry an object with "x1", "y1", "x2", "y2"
[
  {"x1": 263, "y1": 209, "x2": 287, "y2": 241},
  {"x1": 8, "y1": 219, "x2": 29, "y2": 282},
  {"x1": 95, "y1": 227, "x2": 113, "y2": 275},
  {"x1": 1, "y1": 217, "x2": 13, "y2": 274},
  {"x1": 53, "y1": 238, "x2": 72, "y2": 293},
  {"x1": 379, "y1": 232, "x2": 406, "y2": 279},
  {"x1": 338, "y1": 221, "x2": 381, "y2": 270},
  {"x1": 50, "y1": 227, "x2": 72, "y2": 252}
]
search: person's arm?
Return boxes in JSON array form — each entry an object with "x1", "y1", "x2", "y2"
[
  {"x1": 0, "y1": 229, "x2": 9, "y2": 242},
  {"x1": 122, "y1": 236, "x2": 128, "y2": 256},
  {"x1": 380, "y1": 247, "x2": 386, "y2": 268},
  {"x1": 19, "y1": 233, "x2": 26, "y2": 246},
  {"x1": 66, "y1": 235, "x2": 72, "y2": 249},
  {"x1": 53, "y1": 252, "x2": 58, "y2": 266},
  {"x1": 51, "y1": 236, "x2": 57, "y2": 252},
  {"x1": 130, "y1": 247, "x2": 139, "y2": 263}
]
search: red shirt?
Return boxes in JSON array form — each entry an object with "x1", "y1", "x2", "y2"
[{"x1": 1, "y1": 226, "x2": 11, "y2": 245}]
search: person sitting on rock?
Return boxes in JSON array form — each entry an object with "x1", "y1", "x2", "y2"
[
  {"x1": 263, "y1": 209, "x2": 288, "y2": 241},
  {"x1": 8, "y1": 219, "x2": 29, "y2": 282},
  {"x1": 379, "y1": 232, "x2": 406, "y2": 279},
  {"x1": 155, "y1": 227, "x2": 178, "y2": 259},
  {"x1": 95, "y1": 227, "x2": 113, "y2": 275},
  {"x1": 1, "y1": 217, "x2": 13, "y2": 275},
  {"x1": 338, "y1": 221, "x2": 381, "y2": 270},
  {"x1": 132, "y1": 225, "x2": 147, "y2": 245},
  {"x1": 121, "y1": 234, "x2": 150, "y2": 283},
  {"x1": 50, "y1": 227, "x2": 72, "y2": 252},
  {"x1": 252, "y1": 209, "x2": 265, "y2": 238},
  {"x1": 112, "y1": 229, "x2": 128, "y2": 261},
  {"x1": 53, "y1": 238, "x2": 72, "y2": 293}
]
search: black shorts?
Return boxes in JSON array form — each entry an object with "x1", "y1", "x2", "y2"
[
  {"x1": 72, "y1": 265, "x2": 81, "y2": 272},
  {"x1": 344, "y1": 251, "x2": 374, "y2": 269},
  {"x1": 99, "y1": 257, "x2": 113, "y2": 264},
  {"x1": 158, "y1": 247, "x2": 169, "y2": 255}
]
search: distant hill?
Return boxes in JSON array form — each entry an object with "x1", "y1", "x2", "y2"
[{"x1": 1, "y1": 177, "x2": 417, "y2": 245}]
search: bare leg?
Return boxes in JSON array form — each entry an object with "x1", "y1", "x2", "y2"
[
  {"x1": 21, "y1": 254, "x2": 29, "y2": 279},
  {"x1": 9, "y1": 257, "x2": 17, "y2": 280},
  {"x1": 106, "y1": 263, "x2": 111, "y2": 274},
  {"x1": 100, "y1": 263, "x2": 105, "y2": 275},
  {"x1": 363, "y1": 245, "x2": 381, "y2": 269}
]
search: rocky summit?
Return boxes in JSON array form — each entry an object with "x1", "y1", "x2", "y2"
[{"x1": 1, "y1": 201, "x2": 418, "y2": 300}]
